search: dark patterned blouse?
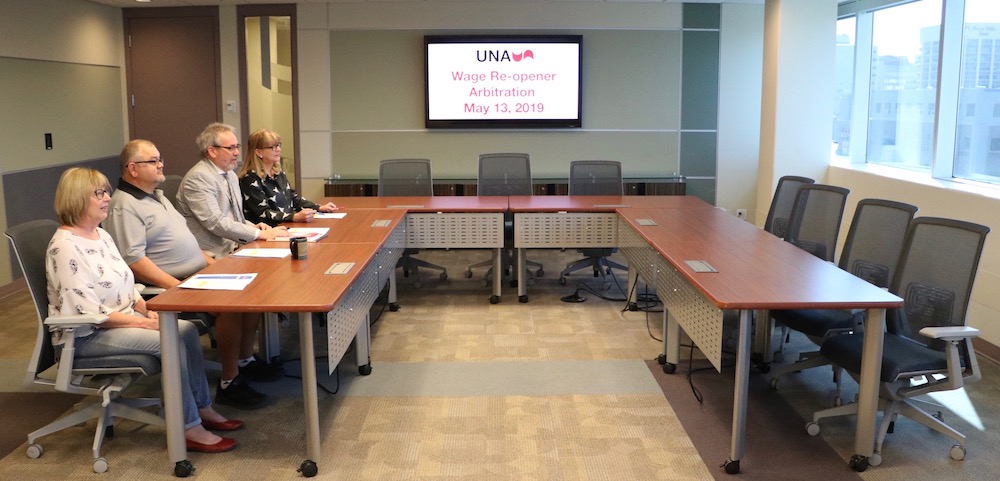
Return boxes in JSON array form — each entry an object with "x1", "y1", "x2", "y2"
[{"x1": 239, "y1": 170, "x2": 319, "y2": 227}]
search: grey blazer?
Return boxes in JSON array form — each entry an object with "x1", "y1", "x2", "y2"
[{"x1": 175, "y1": 159, "x2": 260, "y2": 259}]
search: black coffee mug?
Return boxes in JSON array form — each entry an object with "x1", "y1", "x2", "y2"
[{"x1": 290, "y1": 236, "x2": 308, "y2": 260}]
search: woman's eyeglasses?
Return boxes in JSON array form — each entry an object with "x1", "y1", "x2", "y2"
[{"x1": 92, "y1": 188, "x2": 112, "y2": 199}]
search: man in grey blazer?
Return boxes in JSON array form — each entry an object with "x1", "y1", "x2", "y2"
[{"x1": 176, "y1": 122, "x2": 287, "y2": 409}]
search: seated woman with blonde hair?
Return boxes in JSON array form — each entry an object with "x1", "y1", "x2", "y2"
[
  {"x1": 46, "y1": 167, "x2": 241, "y2": 453},
  {"x1": 238, "y1": 128, "x2": 337, "y2": 226}
]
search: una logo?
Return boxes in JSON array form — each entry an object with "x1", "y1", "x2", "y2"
[{"x1": 476, "y1": 50, "x2": 535, "y2": 62}]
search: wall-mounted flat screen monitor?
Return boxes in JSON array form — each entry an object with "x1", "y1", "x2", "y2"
[{"x1": 424, "y1": 35, "x2": 582, "y2": 129}]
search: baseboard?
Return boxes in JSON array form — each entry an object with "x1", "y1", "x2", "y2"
[
  {"x1": 0, "y1": 279, "x2": 26, "y2": 300},
  {"x1": 974, "y1": 338, "x2": 1000, "y2": 365}
]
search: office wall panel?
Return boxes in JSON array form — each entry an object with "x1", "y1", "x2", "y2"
[
  {"x1": 327, "y1": 29, "x2": 682, "y2": 178},
  {"x1": 0, "y1": 58, "x2": 124, "y2": 173}
]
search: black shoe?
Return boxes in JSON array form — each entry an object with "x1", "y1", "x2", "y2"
[
  {"x1": 215, "y1": 375, "x2": 267, "y2": 410},
  {"x1": 239, "y1": 355, "x2": 285, "y2": 382}
]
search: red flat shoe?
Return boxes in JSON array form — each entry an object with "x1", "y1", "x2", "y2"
[
  {"x1": 202, "y1": 418, "x2": 244, "y2": 431},
  {"x1": 186, "y1": 436, "x2": 237, "y2": 453}
]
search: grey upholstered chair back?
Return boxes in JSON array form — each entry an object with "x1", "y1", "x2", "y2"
[
  {"x1": 888, "y1": 217, "x2": 990, "y2": 349},
  {"x1": 764, "y1": 175, "x2": 815, "y2": 239},
  {"x1": 159, "y1": 174, "x2": 183, "y2": 208},
  {"x1": 568, "y1": 160, "x2": 623, "y2": 196},
  {"x1": 478, "y1": 153, "x2": 532, "y2": 196},
  {"x1": 379, "y1": 159, "x2": 434, "y2": 197},
  {"x1": 784, "y1": 184, "x2": 850, "y2": 263},
  {"x1": 6, "y1": 219, "x2": 59, "y2": 377},
  {"x1": 837, "y1": 199, "x2": 917, "y2": 288}
]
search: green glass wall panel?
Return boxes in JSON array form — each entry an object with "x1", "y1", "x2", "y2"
[
  {"x1": 680, "y1": 131, "x2": 717, "y2": 177},
  {"x1": 683, "y1": 3, "x2": 720, "y2": 29},
  {"x1": 681, "y1": 30, "x2": 720, "y2": 131}
]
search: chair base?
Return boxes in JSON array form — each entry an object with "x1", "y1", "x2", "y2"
[
  {"x1": 559, "y1": 255, "x2": 626, "y2": 289},
  {"x1": 397, "y1": 253, "x2": 447, "y2": 288},
  {"x1": 28, "y1": 395, "x2": 163, "y2": 468}
]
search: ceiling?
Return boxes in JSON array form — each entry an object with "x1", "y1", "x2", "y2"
[{"x1": 87, "y1": 0, "x2": 744, "y2": 8}]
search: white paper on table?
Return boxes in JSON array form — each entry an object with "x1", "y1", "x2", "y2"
[
  {"x1": 313, "y1": 212, "x2": 347, "y2": 219},
  {"x1": 179, "y1": 273, "x2": 258, "y2": 290},
  {"x1": 269, "y1": 227, "x2": 330, "y2": 242},
  {"x1": 231, "y1": 248, "x2": 291, "y2": 258}
]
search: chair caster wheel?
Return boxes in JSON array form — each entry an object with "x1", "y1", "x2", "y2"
[
  {"x1": 358, "y1": 364, "x2": 372, "y2": 376},
  {"x1": 93, "y1": 457, "x2": 109, "y2": 473},
  {"x1": 806, "y1": 422, "x2": 820, "y2": 436},
  {"x1": 440, "y1": 272, "x2": 448, "y2": 281},
  {"x1": 298, "y1": 459, "x2": 318, "y2": 477},
  {"x1": 656, "y1": 354, "x2": 666, "y2": 365},
  {"x1": 950, "y1": 444, "x2": 966, "y2": 461},
  {"x1": 663, "y1": 363, "x2": 676, "y2": 374},
  {"x1": 527, "y1": 277, "x2": 534, "y2": 286},
  {"x1": 772, "y1": 351, "x2": 785, "y2": 363},
  {"x1": 601, "y1": 282, "x2": 611, "y2": 290},
  {"x1": 723, "y1": 459, "x2": 740, "y2": 474},
  {"x1": 757, "y1": 363, "x2": 771, "y2": 374},
  {"x1": 464, "y1": 270, "x2": 472, "y2": 278},
  {"x1": 869, "y1": 452, "x2": 882, "y2": 467},
  {"x1": 481, "y1": 280, "x2": 489, "y2": 288},
  {"x1": 413, "y1": 281, "x2": 422, "y2": 289},
  {"x1": 769, "y1": 378, "x2": 779, "y2": 390},
  {"x1": 388, "y1": 303, "x2": 400, "y2": 312},
  {"x1": 174, "y1": 460, "x2": 195, "y2": 477},
  {"x1": 489, "y1": 295, "x2": 500, "y2": 304},
  {"x1": 849, "y1": 454, "x2": 869, "y2": 472},
  {"x1": 26, "y1": 443, "x2": 43, "y2": 459},
  {"x1": 559, "y1": 277, "x2": 567, "y2": 285},
  {"x1": 536, "y1": 269, "x2": 544, "y2": 278},
  {"x1": 519, "y1": 295, "x2": 528, "y2": 303}
]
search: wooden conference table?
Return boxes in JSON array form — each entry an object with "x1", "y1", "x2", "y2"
[{"x1": 147, "y1": 195, "x2": 901, "y2": 476}]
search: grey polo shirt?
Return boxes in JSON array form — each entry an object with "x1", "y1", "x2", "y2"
[{"x1": 105, "y1": 179, "x2": 208, "y2": 281}]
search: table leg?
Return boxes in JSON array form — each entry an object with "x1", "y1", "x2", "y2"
[
  {"x1": 850, "y1": 307, "x2": 885, "y2": 471},
  {"x1": 724, "y1": 309, "x2": 752, "y2": 475},
  {"x1": 660, "y1": 309, "x2": 680, "y2": 373},
  {"x1": 627, "y1": 267, "x2": 639, "y2": 310},
  {"x1": 517, "y1": 247, "x2": 528, "y2": 302},
  {"x1": 355, "y1": 314, "x2": 372, "y2": 376},
  {"x1": 157, "y1": 311, "x2": 192, "y2": 477},
  {"x1": 298, "y1": 312, "x2": 321, "y2": 477},
  {"x1": 490, "y1": 247, "x2": 502, "y2": 304},
  {"x1": 387, "y1": 271, "x2": 399, "y2": 311}
]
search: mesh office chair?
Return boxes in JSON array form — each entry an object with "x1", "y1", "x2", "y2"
[
  {"x1": 767, "y1": 184, "x2": 850, "y2": 367},
  {"x1": 764, "y1": 175, "x2": 815, "y2": 238},
  {"x1": 768, "y1": 199, "x2": 917, "y2": 397},
  {"x1": 783, "y1": 184, "x2": 850, "y2": 262},
  {"x1": 378, "y1": 159, "x2": 447, "y2": 287},
  {"x1": 465, "y1": 153, "x2": 542, "y2": 287},
  {"x1": 559, "y1": 160, "x2": 627, "y2": 289},
  {"x1": 7, "y1": 220, "x2": 164, "y2": 473},
  {"x1": 807, "y1": 217, "x2": 990, "y2": 466}
]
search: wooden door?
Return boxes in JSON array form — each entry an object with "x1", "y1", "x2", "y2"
[{"x1": 124, "y1": 8, "x2": 221, "y2": 177}]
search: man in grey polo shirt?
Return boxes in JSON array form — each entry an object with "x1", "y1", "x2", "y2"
[{"x1": 105, "y1": 139, "x2": 281, "y2": 410}]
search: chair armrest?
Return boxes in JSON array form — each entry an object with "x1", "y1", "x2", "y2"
[
  {"x1": 44, "y1": 314, "x2": 108, "y2": 327},
  {"x1": 919, "y1": 325, "x2": 980, "y2": 342},
  {"x1": 136, "y1": 283, "x2": 166, "y2": 297}
]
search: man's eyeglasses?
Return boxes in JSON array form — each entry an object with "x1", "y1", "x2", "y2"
[
  {"x1": 132, "y1": 157, "x2": 164, "y2": 166},
  {"x1": 93, "y1": 188, "x2": 112, "y2": 199},
  {"x1": 265, "y1": 142, "x2": 282, "y2": 151},
  {"x1": 213, "y1": 144, "x2": 241, "y2": 153}
]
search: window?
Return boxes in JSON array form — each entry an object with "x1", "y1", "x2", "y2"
[
  {"x1": 833, "y1": 17, "x2": 856, "y2": 158},
  {"x1": 836, "y1": 0, "x2": 1000, "y2": 185},
  {"x1": 954, "y1": 0, "x2": 1000, "y2": 182},
  {"x1": 865, "y1": 0, "x2": 941, "y2": 171}
]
